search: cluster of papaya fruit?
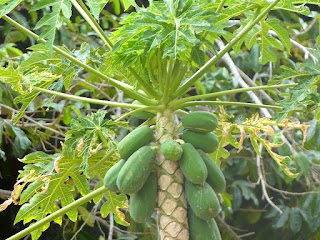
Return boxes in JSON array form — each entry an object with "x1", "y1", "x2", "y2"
[
  {"x1": 180, "y1": 111, "x2": 225, "y2": 239},
  {"x1": 103, "y1": 111, "x2": 225, "y2": 239},
  {"x1": 103, "y1": 125, "x2": 157, "y2": 223}
]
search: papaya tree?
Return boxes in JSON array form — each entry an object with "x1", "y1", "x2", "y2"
[{"x1": 0, "y1": 0, "x2": 319, "y2": 239}]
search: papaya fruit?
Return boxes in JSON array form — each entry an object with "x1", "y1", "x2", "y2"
[
  {"x1": 118, "y1": 125, "x2": 153, "y2": 159},
  {"x1": 197, "y1": 149, "x2": 226, "y2": 193},
  {"x1": 188, "y1": 207, "x2": 222, "y2": 240},
  {"x1": 132, "y1": 100, "x2": 156, "y2": 120},
  {"x1": 117, "y1": 146, "x2": 156, "y2": 194},
  {"x1": 180, "y1": 143, "x2": 207, "y2": 184},
  {"x1": 185, "y1": 180, "x2": 220, "y2": 220},
  {"x1": 103, "y1": 159, "x2": 126, "y2": 192},
  {"x1": 160, "y1": 139, "x2": 183, "y2": 162},
  {"x1": 181, "y1": 130, "x2": 219, "y2": 153},
  {"x1": 129, "y1": 172, "x2": 157, "y2": 223},
  {"x1": 182, "y1": 111, "x2": 218, "y2": 133}
]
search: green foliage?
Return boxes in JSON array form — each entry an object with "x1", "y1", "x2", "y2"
[
  {"x1": 64, "y1": 110, "x2": 123, "y2": 173},
  {"x1": 0, "y1": 0, "x2": 23, "y2": 17},
  {"x1": 271, "y1": 50, "x2": 320, "y2": 121},
  {"x1": 110, "y1": 0, "x2": 225, "y2": 67},
  {"x1": 14, "y1": 152, "x2": 87, "y2": 239},
  {"x1": 31, "y1": 0, "x2": 72, "y2": 49}
]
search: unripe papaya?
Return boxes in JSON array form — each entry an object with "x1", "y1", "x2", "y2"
[
  {"x1": 185, "y1": 180, "x2": 220, "y2": 220},
  {"x1": 117, "y1": 146, "x2": 156, "y2": 194},
  {"x1": 160, "y1": 139, "x2": 183, "y2": 162},
  {"x1": 182, "y1": 130, "x2": 219, "y2": 153},
  {"x1": 182, "y1": 111, "x2": 218, "y2": 133},
  {"x1": 103, "y1": 159, "x2": 125, "y2": 192},
  {"x1": 197, "y1": 149, "x2": 226, "y2": 193},
  {"x1": 180, "y1": 143, "x2": 207, "y2": 184},
  {"x1": 132, "y1": 100, "x2": 156, "y2": 119},
  {"x1": 188, "y1": 208, "x2": 222, "y2": 240},
  {"x1": 129, "y1": 172, "x2": 157, "y2": 223},
  {"x1": 118, "y1": 125, "x2": 153, "y2": 159}
]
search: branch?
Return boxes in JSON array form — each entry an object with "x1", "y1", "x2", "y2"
[
  {"x1": 0, "y1": 104, "x2": 65, "y2": 137},
  {"x1": 215, "y1": 215, "x2": 241, "y2": 240},
  {"x1": 70, "y1": 202, "x2": 100, "y2": 240},
  {"x1": 265, "y1": 183, "x2": 319, "y2": 196},
  {"x1": 293, "y1": 18, "x2": 318, "y2": 39},
  {"x1": 108, "y1": 213, "x2": 114, "y2": 240},
  {"x1": 268, "y1": 30, "x2": 317, "y2": 63},
  {"x1": 235, "y1": 67, "x2": 275, "y2": 104},
  {"x1": 0, "y1": 189, "x2": 11, "y2": 200},
  {"x1": 256, "y1": 144, "x2": 282, "y2": 214}
]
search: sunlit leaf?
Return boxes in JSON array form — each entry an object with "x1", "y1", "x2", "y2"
[{"x1": 100, "y1": 191, "x2": 129, "y2": 226}]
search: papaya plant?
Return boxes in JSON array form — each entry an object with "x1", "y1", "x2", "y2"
[{"x1": 0, "y1": 0, "x2": 320, "y2": 239}]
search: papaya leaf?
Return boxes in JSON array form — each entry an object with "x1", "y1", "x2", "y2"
[
  {"x1": 85, "y1": 0, "x2": 110, "y2": 20},
  {"x1": 24, "y1": 43, "x2": 91, "y2": 90},
  {"x1": 0, "y1": 0, "x2": 23, "y2": 18},
  {"x1": 13, "y1": 151, "x2": 94, "y2": 240},
  {"x1": 31, "y1": 0, "x2": 72, "y2": 50},
  {"x1": 219, "y1": 114, "x2": 308, "y2": 178},
  {"x1": 0, "y1": 63, "x2": 24, "y2": 94},
  {"x1": 110, "y1": 0, "x2": 225, "y2": 69},
  {"x1": 63, "y1": 110, "x2": 121, "y2": 174},
  {"x1": 256, "y1": 135, "x2": 299, "y2": 178},
  {"x1": 100, "y1": 191, "x2": 129, "y2": 226},
  {"x1": 216, "y1": 2, "x2": 249, "y2": 24},
  {"x1": 276, "y1": 76, "x2": 320, "y2": 122},
  {"x1": 272, "y1": 50, "x2": 320, "y2": 121},
  {"x1": 276, "y1": 0, "x2": 311, "y2": 15}
]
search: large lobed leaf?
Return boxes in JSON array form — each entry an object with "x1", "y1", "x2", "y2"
[{"x1": 10, "y1": 146, "x2": 124, "y2": 239}]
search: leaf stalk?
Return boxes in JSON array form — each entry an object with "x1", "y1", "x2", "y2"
[
  {"x1": 169, "y1": 83, "x2": 296, "y2": 108},
  {"x1": 7, "y1": 187, "x2": 108, "y2": 240}
]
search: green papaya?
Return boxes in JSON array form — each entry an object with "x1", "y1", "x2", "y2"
[
  {"x1": 182, "y1": 130, "x2": 219, "y2": 153},
  {"x1": 117, "y1": 146, "x2": 156, "y2": 194},
  {"x1": 185, "y1": 180, "x2": 220, "y2": 220},
  {"x1": 180, "y1": 143, "x2": 207, "y2": 184},
  {"x1": 160, "y1": 139, "x2": 183, "y2": 162},
  {"x1": 189, "y1": 208, "x2": 222, "y2": 240},
  {"x1": 132, "y1": 100, "x2": 156, "y2": 120},
  {"x1": 103, "y1": 159, "x2": 126, "y2": 192},
  {"x1": 129, "y1": 172, "x2": 157, "y2": 223},
  {"x1": 197, "y1": 150, "x2": 226, "y2": 193},
  {"x1": 182, "y1": 111, "x2": 218, "y2": 133},
  {"x1": 118, "y1": 125, "x2": 153, "y2": 159}
]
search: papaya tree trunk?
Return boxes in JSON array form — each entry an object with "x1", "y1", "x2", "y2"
[{"x1": 155, "y1": 109, "x2": 189, "y2": 240}]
